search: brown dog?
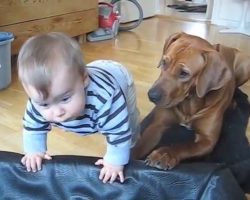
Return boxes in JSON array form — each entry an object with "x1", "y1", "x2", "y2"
[{"x1": 132, "y1": 32, "x2": 250, "y2": 170}]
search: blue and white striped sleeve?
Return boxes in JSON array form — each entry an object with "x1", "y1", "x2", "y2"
[
  {"x1": 96, "y1": 87, "x2": 132, "y2": 166},
  {"x1": 22, "y1": 100, "x2": 51, "y2": 153}
]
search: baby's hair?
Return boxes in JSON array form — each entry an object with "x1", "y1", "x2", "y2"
[{"x1": 18, "y1": 32, "x2": 85, "y2": 99}]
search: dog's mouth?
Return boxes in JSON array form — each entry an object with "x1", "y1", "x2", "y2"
[
  {"x1": 148, "y1": 85, "x2": 191, "y2": 108},
  {"x1": 163, "y1": 101, "x2": 181, "y2": 108},
  {"x1": 153, "y1": 94, "x2": 188, "y2": 108},
  {"x1": 153, "y1": 99, "x2": 176, "y2": 108}
]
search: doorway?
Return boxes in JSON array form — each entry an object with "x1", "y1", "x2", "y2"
[{"x1": 158, "y1": 0, "x2": 214, "y2": 22}]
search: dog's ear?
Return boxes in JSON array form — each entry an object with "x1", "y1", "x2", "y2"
[
  {"x1": 158, "y1": 32, "x2": 184, "y2": 68},
  {"x1": 164, "y1": 32, "x2": 184, "y2": 50},
  {"x1": 196, "y1": 51, "x2": 232, "y2": 98},
  {"x1": 214, "y1": 44, "x2": 250, "y2": 87},
  {"x1": 233, "y1": 52, "x2": 250, "y2": 86}
]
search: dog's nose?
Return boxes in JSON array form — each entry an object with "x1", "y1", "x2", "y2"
[{"x1": 148, "y1": 88, "x2": 162, "y2": 103}]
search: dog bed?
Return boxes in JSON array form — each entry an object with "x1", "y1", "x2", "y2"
[{"x1": 0, "y1": 152, "x2": 247, "y2": 200}]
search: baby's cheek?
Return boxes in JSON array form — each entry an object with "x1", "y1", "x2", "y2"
[
  {"x1": 40, "y1": 110, "x2": 52, "y2": 121},
  {"x1": 73, "y1": 95, "x2": 85, "y2": 112},
  {"x1": 72, "y1": 101, "x2": 85, "y2": 115}
]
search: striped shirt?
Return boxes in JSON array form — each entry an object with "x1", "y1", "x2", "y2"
[{"x1": 23, "y1": 66, "x2": 132, "y2": 165}]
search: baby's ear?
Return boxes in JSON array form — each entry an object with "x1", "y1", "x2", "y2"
[{"x1": 82, "y1": 71, "x2": 90, "y2": 88}]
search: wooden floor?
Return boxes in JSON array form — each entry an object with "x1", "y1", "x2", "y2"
[{"x1": 1, "y1": 16, "x2": 250, "y2": 159}]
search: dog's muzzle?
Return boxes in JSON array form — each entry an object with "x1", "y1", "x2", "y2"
[{"x1": 148, "y1": 88, "x2": 162, "y2": 104}]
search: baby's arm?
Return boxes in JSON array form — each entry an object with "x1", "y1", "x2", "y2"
[
  {"x1": 21, "y1": 100, "x2": 52, "y2": 172},
  {"x1": 94, "y1": 75, "x2": 132, "y2": 183},
  {"x1": 95, "y1": 141, "x2": 130, "y2": 183},
  {"x1": 95, "y1": 159, "x2": 124, "y2": 183},
  {"x1": 22, "y1": 131, "x2": 51, "y2": 172},
  {"x1": 22, "y1": 132, "x2": 52, "y2": 172},
  {"x1": 21, "y1": 152, "x2": 52, "y2": 172}
]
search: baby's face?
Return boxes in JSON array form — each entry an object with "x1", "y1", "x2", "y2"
[{"x1": 24, "y1": 66, "x2": 89, "y2": 123}]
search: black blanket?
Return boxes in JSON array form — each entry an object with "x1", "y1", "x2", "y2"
[{"x1": 0, "y1": 152, "x2": 247, "y2": 200}]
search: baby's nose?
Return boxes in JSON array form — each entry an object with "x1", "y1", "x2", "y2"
[{"x1": 53, "y1": 106, "x2": 65, "y2": 118}]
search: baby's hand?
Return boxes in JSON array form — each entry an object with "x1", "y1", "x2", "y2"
[
  {"x1": 95, "y1": 159, "x2": 124, "y2": 184},
  {"x1": 21, "y1": 152, "x2": 52, "y2": 172}
]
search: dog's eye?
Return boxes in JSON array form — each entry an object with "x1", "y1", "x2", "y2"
[{"x1": 179, "y1": 69, "x2": 190, "y2": 79}]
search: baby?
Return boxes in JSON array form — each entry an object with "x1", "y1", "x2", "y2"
[{"x1": 17, "y1": 32, "x2": 140, "y2": 183}]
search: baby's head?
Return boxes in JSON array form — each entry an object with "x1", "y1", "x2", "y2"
[{"x1": 18, "y1": 32, "x2": 89, "y2": 122}]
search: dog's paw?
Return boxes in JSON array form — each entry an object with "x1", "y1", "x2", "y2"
[{"x1": 145, "y1": 149, "x2": 179, "y2": 170}]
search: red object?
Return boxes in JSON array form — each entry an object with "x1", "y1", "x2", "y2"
[{"x1": 98, "y1": 2, "x2": 119, "y2": 29}]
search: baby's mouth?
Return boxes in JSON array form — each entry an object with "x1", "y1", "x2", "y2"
[{"x1": 63, "y1": 116, "x2": 78, "y2": 122}]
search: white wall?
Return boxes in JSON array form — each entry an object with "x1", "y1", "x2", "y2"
[
  {"x1": 211, "y1": 0, "x2": 250, "y2": 27},
  {"x1": 118, "y1": 0, "x2": 157, "y2": 22}
]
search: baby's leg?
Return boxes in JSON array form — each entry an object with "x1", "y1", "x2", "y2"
[
  {"x1": 87, "y1": 60, "x2": 141, "y2": 147},
  {"x1": 116, "y1": 64, "x2": 141, "y2": 147}
]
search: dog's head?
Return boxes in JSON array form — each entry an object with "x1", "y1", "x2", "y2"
[{"x1": 148, "y1": 32, "x2": 232, "y2": 107}]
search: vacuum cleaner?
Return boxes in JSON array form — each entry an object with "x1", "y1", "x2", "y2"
[{"x1": 87, "y1": 0, "x2": 143, "y2": 42}]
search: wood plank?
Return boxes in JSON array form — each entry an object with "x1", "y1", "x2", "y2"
[
  {"x1": 0, "y1": 9, "x2": 98, "y2": 54},
  {"x1": 0, "y1": 0, "x2": 98, "y2": 26}
]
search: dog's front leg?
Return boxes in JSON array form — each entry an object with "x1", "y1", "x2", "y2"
[
  {"x1": 145, "y1": 114, "x2": 222, "y2": 170},
  {"x1": 131, "y1": 108, "x2": 176, "y2": 160}
]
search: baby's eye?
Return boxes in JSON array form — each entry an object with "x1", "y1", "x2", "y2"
[
  {"x1": 61, "y1": 96, "x2": 71, "y2": 103},
  {"x1": 38, "y1": 103, "x2": 49, "y2": 108}
]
